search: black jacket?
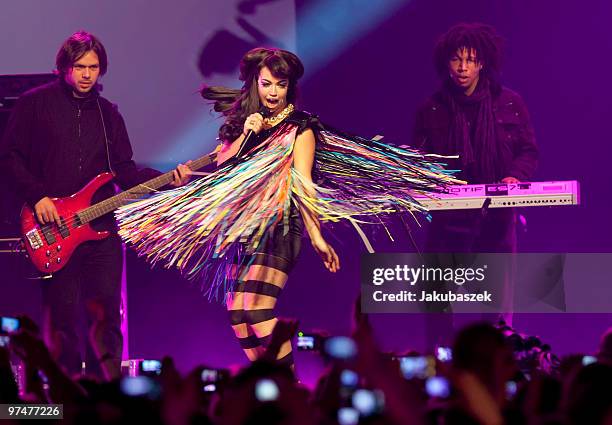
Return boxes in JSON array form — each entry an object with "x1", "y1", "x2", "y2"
[
  {"x1": 413, "y1": 86, "x2": 539, "y2": 183},
  {"x1": 0, "y1": 79, "x2": 161, "y2": 229}
]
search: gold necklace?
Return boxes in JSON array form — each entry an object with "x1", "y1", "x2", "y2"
[{"x1": 263, "y1": 103, "x2": 294, "y2": 128}]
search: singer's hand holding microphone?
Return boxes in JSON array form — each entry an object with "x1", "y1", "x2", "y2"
[
  {"x1": 243, "y1": 112, "x2": 264, "y2": 136},
  {"x1": 236, "y1": 108, "x2": 270, "y2": 158}
]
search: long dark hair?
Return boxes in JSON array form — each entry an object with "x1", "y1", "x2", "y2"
[
  {"x1": 201, "y1": 47, "x2": 304, "y2": 142},
  {"x1": 433, "y1": 22, "x2": 504, "y2": 92},
  {"x1": 55, "y1": 31, "x2": 108, "y2": 77}
]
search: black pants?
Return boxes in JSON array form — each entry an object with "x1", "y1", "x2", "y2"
[
  {"x1": 42, "y1": 233, "x2": 123, "y2": 377},
  {"x1": 425, "y1": 208, "x2": 517, "y2": 253},
  {"x1": 422, "y1": 209, "x2": 517, "y2": 348}
]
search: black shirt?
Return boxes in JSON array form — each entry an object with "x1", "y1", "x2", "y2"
[{"x1": 0, "y1": 79, "x2": 161, "y2": 230}]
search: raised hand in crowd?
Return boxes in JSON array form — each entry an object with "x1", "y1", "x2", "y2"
[
  {"x1": 10, "y1": 328, "x2": 86, "y2": 403},
  {"x1": 263, "y1": 317, "x2": 299, "y2": 363},
  {"x1": 351, "y1": 295, "x2": 426, "y2": 425},
  {"x1": 159, "y1": 356, "x2": 206, "y2": 425}
]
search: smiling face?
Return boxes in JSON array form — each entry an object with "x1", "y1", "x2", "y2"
[
  {"x1": 448, "y1": 47, "x2": 482, "y2": 95},
  {"x1": 257, "y1": 66, "x2": 289, "y2": 115},
  {"x1": 64, "y1": 50, "x2": 100, "y2": 95}
]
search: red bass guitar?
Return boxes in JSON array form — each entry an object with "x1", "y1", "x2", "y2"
[{"x1": 20, "y1": 152, "x2": 216, "y2": 275}]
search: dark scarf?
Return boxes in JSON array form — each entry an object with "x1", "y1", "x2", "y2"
[{"x1": 443, "y1": 78, "x2": 498, "y2": 183}]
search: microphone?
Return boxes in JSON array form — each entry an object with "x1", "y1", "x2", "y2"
[
  {"x1": 258, "y1": 105, "x2": 272, "y2": 119},
  {"x1": 237, "y1": 106, "x2": 271, "y2": 158}
]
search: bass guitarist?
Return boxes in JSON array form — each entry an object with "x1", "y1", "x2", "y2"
[{"x1": 0, "y1": 31, "x2": 190, "y2": 379}]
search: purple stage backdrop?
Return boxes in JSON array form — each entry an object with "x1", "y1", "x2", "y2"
[{"x1": 1, "y1": 0, "x2": 611, "y2": 386}]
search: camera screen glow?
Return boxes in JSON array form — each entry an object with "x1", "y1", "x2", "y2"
[
  {"x1": 121, "y1": 376, "x2": 154, "y2": 397},
  {"x1": 340, "y1": 369, "x2": 359, "y2": 387},
  {"x1": 352, "y1": 389, "x2": 377, "y2": 415},
  {"x1": 324, "y1": 336, "x2": 357, "y2": 359},
  {"x1": 141, "y1": 360, "x2": 162, "y2": 373},
  {"x1": 400, "y1": 356, "x2": 434, "y2": 379},
  {"x1": 436, "y1": 346, "x2": 453, "y2": 362},
  {"x1": 1, "y1": 317, "x2": 19, "y2": 333},
  {"x1": 425, "y1": 377, "x2": 450, "y2": 398},
  {"x1": 297, "y1": 335, "x2": 314, "y2": 349},
  {"x1": 337, "y1": 407, "x2": 359, "y2": 425},
  {"x1": 255, "y1": 379, "x2": 279, "y2": 402},
  {"x1": 201, "y1": 369, "x2": 218, "y2": 382}
]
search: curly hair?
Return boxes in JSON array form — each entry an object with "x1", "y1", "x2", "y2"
[
  {"x1": 201, "y1": 47, "x2": 304, "y2": 142},
  {"x1": 433, "y1": 22, "x2": 504, "y2": 86}
]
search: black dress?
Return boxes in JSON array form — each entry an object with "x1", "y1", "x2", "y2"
[{"x1": 232, "y1": 110, "x2": 320, "y2": 274}]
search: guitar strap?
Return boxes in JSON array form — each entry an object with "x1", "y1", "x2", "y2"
[{"x1": 96, "y1": 98, "x2": 115, "y2": 176}]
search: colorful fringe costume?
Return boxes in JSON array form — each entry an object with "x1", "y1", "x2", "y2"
[{"x1": 116, "y1": 111, "x2": 461, "y2": 299}]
